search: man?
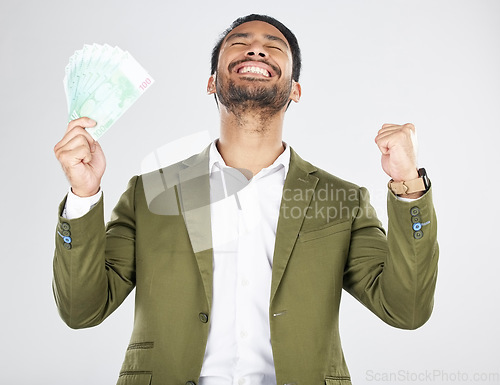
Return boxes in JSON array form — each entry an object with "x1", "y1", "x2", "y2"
[{"x1": 53, "y1": 14, "x2": 438, "y2": 385}]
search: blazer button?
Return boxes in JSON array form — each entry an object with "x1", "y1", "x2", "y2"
[
  {"x1": 63, "y1": 242, "x2": 72, "y2": 250},
  {"x1": 199, "y1": 313, "x2": 209, "y2": 323},
  {"x1": 410, "y1": 207, "x2": 420, "y2": 216},
  {"x1": 61, "y1": 222, "x2": 71, "y2": 231},
  {"x1": 186, "y1": 381, "x2": 196, "y2": 385}
]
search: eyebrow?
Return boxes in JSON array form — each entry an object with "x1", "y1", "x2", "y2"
[{"x1": 225, "y1": 32, "x2": 289, "y2": 50}]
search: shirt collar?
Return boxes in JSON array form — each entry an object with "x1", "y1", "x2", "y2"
[{"x1": 209, "y1": 140, "x2": 290, "y2": 180}]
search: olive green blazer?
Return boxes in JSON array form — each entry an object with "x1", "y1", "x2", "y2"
[{"x1": 53, "y1": 146, "x2": 438, "y2": 385}]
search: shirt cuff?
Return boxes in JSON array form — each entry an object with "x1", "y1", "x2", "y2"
[
  {"x1": 396, "y1": 194, "x2": 422, "y2": 202},
  {"x1": 62, "y1": 188, "x2": 102, "y2": 219}
]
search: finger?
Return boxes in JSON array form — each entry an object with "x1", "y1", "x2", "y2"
[
  {"x1": 92, "y1": 140, "x2": 102, "y2": 154},
  {"x1": 57, "y1": 117, "x2": 97, "y2": 149},
  {"x1": 375, "y1": 128, "x2": 413, "y2": 150},
  {"x1": 376, "y1": 125, "x2": 399, "y2": 144},
  {"x1": 379, "y1": 122, "x2": 415, "y2": 135},
  {"x1": 375, "y1": 129, "x2": 397, "y2": 150},
  {"x1": 378, "y1": 124, "x2": 401, "y2": 137},
  {"x1": 58, "y1": 143, "x2": 94, "y2": 168},
  {"x1": 381, "y1": 123, "x2": 399, "y2": 130},
  {"x1": 376, "y1": 123, "x2": 416, "y2": 144},
  {"x1": 376, "y1": 138, "x2": 390, "y2": 155},
  {"x1": 66, "y1": 117, "x2": 97, "y2": 133},
  {"x1": 375, "y1": 129, "x2": 397, "y2": 144},
  {"x1": 403, "y1": 122, "x2": 416, "y2": 132},
  {"x1": 65, "y1": 117, "x2": 97, "y2": 146},
  {"x1": 55, "y1": 134, "x2": 92, "y2": 161},
  {"x1": 55, "y1": 125, "x2": 96, "y2": 153},
  {"x1": 375, "y1": 130, "x2": 405, "y2": 155}
]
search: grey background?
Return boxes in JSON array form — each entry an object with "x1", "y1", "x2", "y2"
[{"x1": 1, "y1": 0, "x2": 499, "y2": 384}]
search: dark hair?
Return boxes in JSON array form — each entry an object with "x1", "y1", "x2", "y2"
[{"x1": 210, "y1": 14, "x2": 302, "y2": 82}]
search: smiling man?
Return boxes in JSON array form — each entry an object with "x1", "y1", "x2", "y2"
[
  {"x1": 211, "y1": 20, "x2": 300, "y2": 125},
  {"x1": 53, "y1": 14, "x2": 438, "y2": 385}
]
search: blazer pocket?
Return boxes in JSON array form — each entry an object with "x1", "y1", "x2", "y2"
[
  {"x1": 117, "y1": 372, "x2": 152, "y2": 385},
  {"x1": 299, "y1": 219, "x2": 351, "y2": 243},
  {"x1": 118, "y1": 342, "x2": 154, "y2": 384},
  {"x1": 325, "y1": 376, "x2": 352, "y2": 385}
]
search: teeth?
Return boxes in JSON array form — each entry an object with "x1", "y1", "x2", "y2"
[{"x1": 239, "y1": 66, "x2": 270, "y2": 77}]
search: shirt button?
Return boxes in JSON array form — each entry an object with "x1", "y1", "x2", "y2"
[
  {"x1": 199, "y1": 313, "x2": 209, "y2": 323},
  {"x1": 241, "y1": 278, "x2": 250, "y2": 287},
  {"x1": 238, "y1": 379, "x2": 246, "y2": 385},
  {"x1": 240, "y1": 330, "x2": 248, "y2": 338}
]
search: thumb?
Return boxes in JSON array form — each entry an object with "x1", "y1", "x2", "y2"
[{"x1": 375, "y1": 136, "x2": 390, "y2": 155}]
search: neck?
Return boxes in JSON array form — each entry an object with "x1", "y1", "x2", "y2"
[{"x1": 217, "y1": 105, "x2": 286, "y2": 177}]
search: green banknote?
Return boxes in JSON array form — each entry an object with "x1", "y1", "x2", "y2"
[{"x1": 64, "y1": 44, "x2": 154, "y2": 140}]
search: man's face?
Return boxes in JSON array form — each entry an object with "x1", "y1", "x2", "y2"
[{"x1": 209, "y1": 21, "x2": 300, "y2": 114}]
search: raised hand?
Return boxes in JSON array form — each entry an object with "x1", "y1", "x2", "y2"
[
  {"x1": 375, "y1": 123, "x2": 419, "y2": 183},
  {"x1": 54, "y1": 117, "x2": 106, "y2": 197}
]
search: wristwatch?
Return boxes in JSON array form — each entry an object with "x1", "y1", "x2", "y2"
[{"x1": 388, "y1": 168, "x2": 430, "y2": 195}]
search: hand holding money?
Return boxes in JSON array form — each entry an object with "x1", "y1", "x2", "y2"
[
  {"x1": 54, "y1": 117, "x2": 106, "y2": 197},
  {"x1": 55, "y1": 44, "x2": 154, "y2": 195}
]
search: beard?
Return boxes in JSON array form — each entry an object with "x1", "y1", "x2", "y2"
[{"x1": 215, "y1": 73, "x2": 292, "y2": 119}]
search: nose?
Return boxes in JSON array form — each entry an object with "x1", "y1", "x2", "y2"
[
  {"x1": 246, "y1": 43, "x2": 267, "y2": 58},
  {"x1": 246, "y1": 50, "x2": 266, "y2": 58}
]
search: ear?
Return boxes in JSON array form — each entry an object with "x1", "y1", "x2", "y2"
[
  {"x1": 290, "y1": 81, "x2": 301, "y2": 103},
  {"x1": 207, "y1": 74, "x2": 216, "y2": 95}
]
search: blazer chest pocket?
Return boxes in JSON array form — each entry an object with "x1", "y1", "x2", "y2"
[
  {"x1": 117, "y1": 372, "x2": 152, "y2": 385},
  {"x1": 299, "y1": 219, "x2": 351, "y2": 243}
]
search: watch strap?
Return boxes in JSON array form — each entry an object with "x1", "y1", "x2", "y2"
[{"x1": 388, "y1": 168, "x2": 428, "y2": 195}]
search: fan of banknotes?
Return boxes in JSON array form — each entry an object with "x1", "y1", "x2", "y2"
[{"x1": 64, "y1": 44, "x2": 155, "y2": 140}]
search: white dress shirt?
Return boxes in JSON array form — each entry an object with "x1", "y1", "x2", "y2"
[{"x1": 199, "y1": 142, "x2": 289, "y2": 385}]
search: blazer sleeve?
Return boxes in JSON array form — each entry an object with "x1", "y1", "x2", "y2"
[
  {"x1": 342, "y1": 186, "x2": 439, "y2": 329},
  {"x1": 52, "y1": 176, "x2": 139, "y2": 329}
]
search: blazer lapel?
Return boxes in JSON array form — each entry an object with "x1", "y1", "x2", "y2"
[
  {"x1": 270, "y1": 149, "x2": 318, "y2": 303},
  {"x1": 177, "y1": 146, "x2": 213, "y2": 308}
]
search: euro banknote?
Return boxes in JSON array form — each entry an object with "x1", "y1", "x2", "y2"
[{"x1": 64, "y1": 44, "x2": 154, "y2": 140}]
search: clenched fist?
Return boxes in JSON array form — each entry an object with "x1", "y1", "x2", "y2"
[
  {"x1": 54, "y1": 117, "x2": 106, "y2": 197},
  {"x1": 375, "y1": 123, "x2": 419, "y2": 183}
]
